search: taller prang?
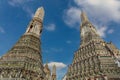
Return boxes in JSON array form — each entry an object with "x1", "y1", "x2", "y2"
[{"x1": 0, "y1": 7, "x2": 45, "y2": 80}]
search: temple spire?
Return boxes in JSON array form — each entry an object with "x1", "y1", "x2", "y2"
[
  {"x1": 52, "y1": 64, "x2": 57, "y2": 80},
  {"x1": 0, "y1": 6, "x2": 46, "y2": 79},
  {"x1": 25, "y1": 7, "x2": 45, "y2": 36},
  {"x1": 34, "y1": 7, "x2": 44, "y2": 21},
  {"x1": 52, "y1": 64, "x2": 56, "y2": 75},
  {"x1": 81, "y1": 11, "x2": 90, "y2": 25},
  {"x1": 80, "y1": 11, "x2": 102, "y2": 45}
]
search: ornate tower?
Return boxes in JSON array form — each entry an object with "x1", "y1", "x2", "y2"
[
  {"x1": 0, "y1": 7, "x2": 45, "y2": 80},
  {"x1": 66, "y1": 12, "x2": 120, "y2": 80},
  {"x1": 44, "y1": 63, "x2": 51, "y2": 80},
  {"x1": 51, "y1": 65, "x2": 57, "y2": 80},
  {"x1": 80, "y1": 12, "x2": 102, "y2": 45}
]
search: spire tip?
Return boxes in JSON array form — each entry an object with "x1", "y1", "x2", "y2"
[
  {"x1": 34, "y1": 6, "x2": 45, "y2": 20},
  {"x1": 81, "y1": 11, "x2": 89, "y2": 24}
]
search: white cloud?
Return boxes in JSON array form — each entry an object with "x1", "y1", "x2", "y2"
[
  {"x1": 8, "y1": 0, "x2": 34, "y2": 18},
  {"x1": 97, "y1": 26, "x2": 107, "y2": 37},
  {"x1": 118, "y1": 62, "x2": 120, "y2": 67},
  {"x1": 45, "y1": 62, "x2": 67, "y2": 70},
  {"x1": 108, "y1": 29, "x2": 114, "y2": 34},
  {"x1": 50, "y1": 48, "x2": 63, "y2": 52},
  {"x1": 0, "y1": 27, "x2": 5, "y2": 34},
  {"x1": 74, "y1": 0, "x2": 120, "y2": 23},
  {"x1": 8, "y1": 0, "x2": 33, "y2": 6},
  {"x1": 43, "y1": 47, "x2": 63, "y2": 54},
  {"x1": 45, "y1": 23, "x2": 56, "y2": 31},
  {"x1": 23, "y1": 6, "x2": 34, "y2": 18},
  {"x1": 66, "y1": 40, "x2": 72, "y2": 44},
  {"x1": 115, "y1": 60, "x2": 120, "y2": 67},
  {"x1": 63, "y1": 7, "x2": 81, "y2": 29},
  {"x1": 57, "y1": 69, "x2": 67, "y2": 80},
  {"x1": 8, "y1": 0, "x2": 23, "y2": 6},
  {"x1": 64, "y1": 0, "x2": 120, "y2": 37}
]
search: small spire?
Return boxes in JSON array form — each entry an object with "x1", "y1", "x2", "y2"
[
  {"x1": 52, "y1": 64, "x2": 56, "y2": 75},
  {"x1": 34, "y1": 7, "x2": 45, "y2": 21},
  {"x1": 45, "y1": 62, "x2": 48, "y2": 68},
  {"x1": 81, "y1": 11, "x2": 89, "y2": 24},
  {"x1": 45, "y1": 60, "x2": 49, "y2": 68}
]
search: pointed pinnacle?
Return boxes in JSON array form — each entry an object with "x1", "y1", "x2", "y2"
[
  {"x1": 52, "y1": 64, "x2": 56, "y2": 74},
  {"x1": 81, "y1": 11, "x2": 89, "y2": 24},
  {"x1": 34, "y1": 6, "x2": 45, "y2": 20}
]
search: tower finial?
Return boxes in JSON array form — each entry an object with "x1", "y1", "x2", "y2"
[
  {"x1": 45, "y1": 60, "x2": 49, "y2": 68},
  {"x1": 52, "y1": 64, "x2": 56, "y2": 74},
  {"x1": 52, "y1": 64, "x2": 57, "y2": 80},
  {"x1": 34, "y1": 7, "x2": 45, "y2": 21},
  {"x1": 81, "y1": 11, "x2": 89, "y2": 24},
  {"x1": 25, "y1": 7, "x2": 44, "y2": 36}
]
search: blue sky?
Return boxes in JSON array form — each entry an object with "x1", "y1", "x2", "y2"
[{"x1": 0, "y1": 0, "x2": 120, "y2": 80}]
